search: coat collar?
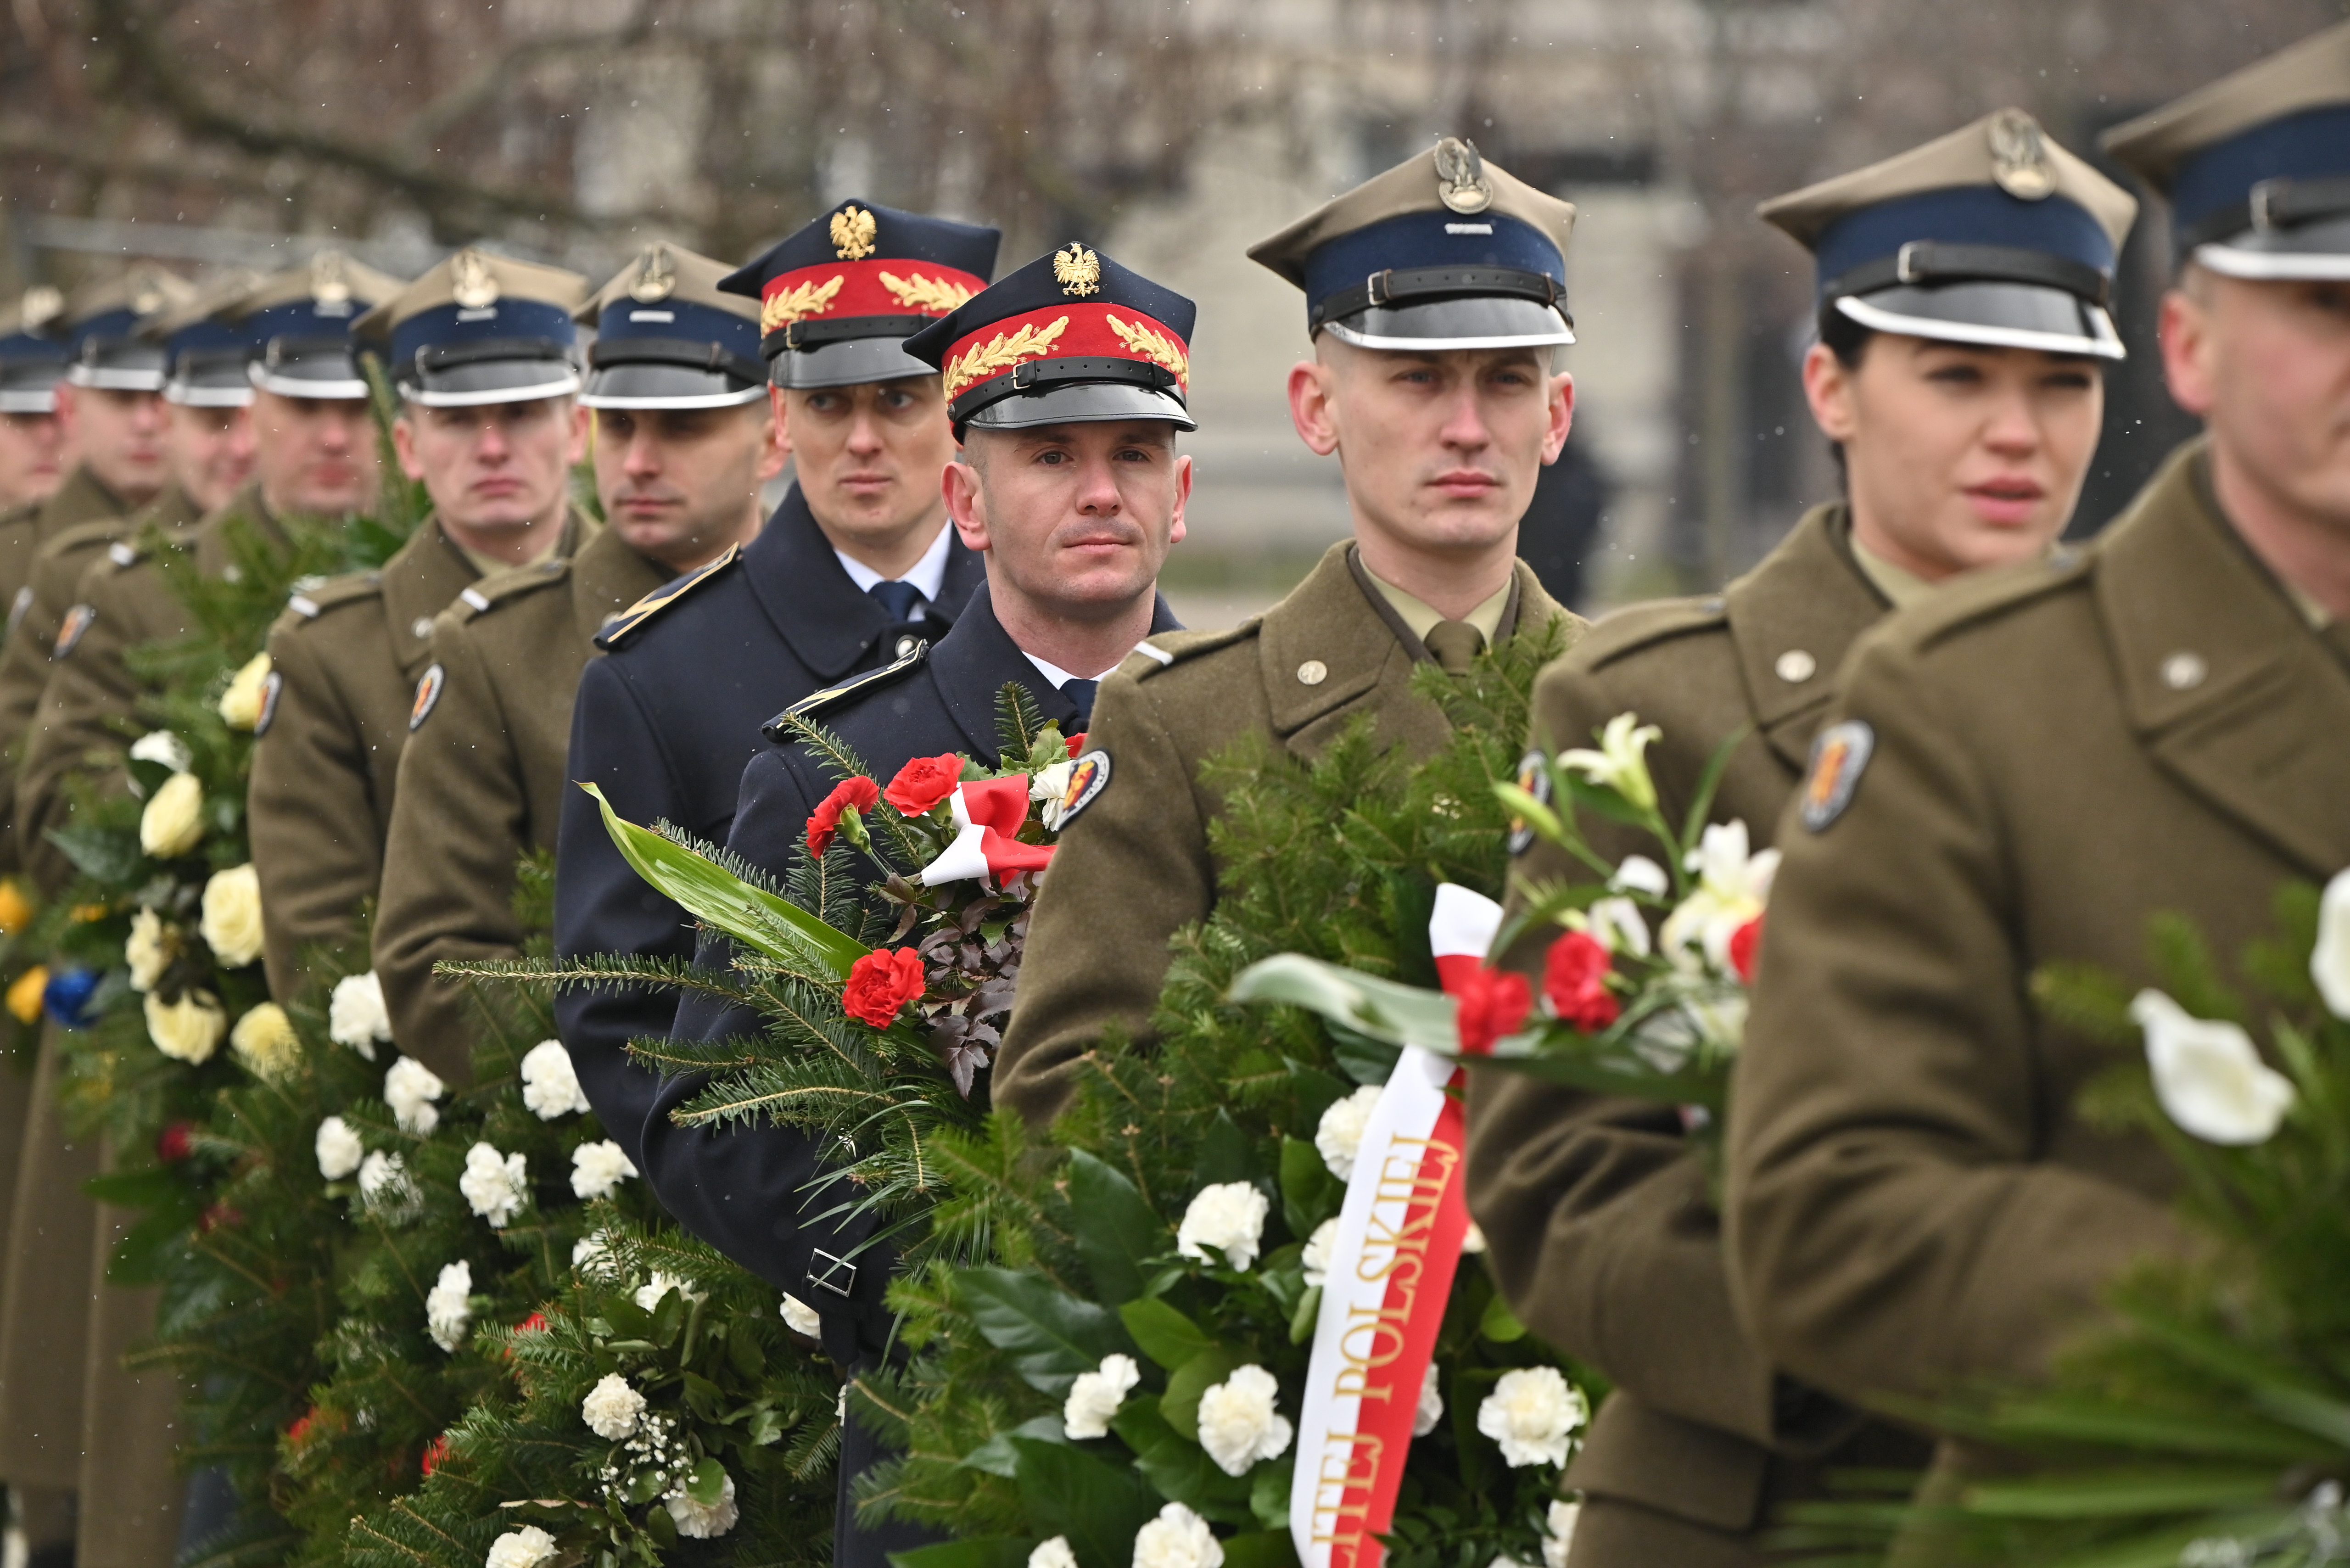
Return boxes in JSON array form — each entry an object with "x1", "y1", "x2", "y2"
[
  {"x1": 569, "y1": 525, "x2": 673, "y2": 644},
  {"x1": 40, "y1": 464, "x2": 127, "y2": 537},
  {"x1": 380, "y1": 510, "x2": 578, "y2": 675},
  {"x1": 1723, "y1": 503, "x2": 1889, "y2": 769},
  {"x1": 190, "y1": 481, "x2": 287, "y2": 575},
  {"x1": 743, "y1": 485, "x2": 985, "y2": 683},
  {"x1": 2098, "y1": 440, "x2": 2350, "y2": 880},
  {"x1": 926, "y1": 582, "x2": 1079, "y2": 759}
]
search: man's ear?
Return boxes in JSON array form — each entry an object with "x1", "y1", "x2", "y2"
[
  {"x1": 1542, "y1": 370, "x2": 1575, "y2": 464},
  {"x1": 389, "y1": 409, "x2": 428, "y2": 482},
  {"x1": 943, "y1": 453, "x2": 989, "y2": 553},
  {"x1": 1287, "y1": 356, "x2": 1341, "y2": 457},
  {"x1": 2159, "y1": 282, "x2": 2217, "y2": 420},
  {"x1": 767, "y1": 384, "x2": 795, "y2": 463}
]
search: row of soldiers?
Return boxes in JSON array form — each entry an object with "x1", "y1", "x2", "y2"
[{"x1": 0, "y1": 16, "x2": 2346, "y2": 1568}]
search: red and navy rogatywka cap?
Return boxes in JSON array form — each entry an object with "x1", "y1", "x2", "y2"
[
  {"x1": 718, "y1": 201, "x2": 1000, "y2": 389},
  {"x1": 901, "y1": 243, "x2": 1197, "y2": 436}
]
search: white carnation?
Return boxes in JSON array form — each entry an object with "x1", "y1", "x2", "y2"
[
  {"x1": 520, "y1": 1039, "x2": 591, "y2": 1118},
  {"x1": 573, "y1": 1232, "x2": 616, "y2": 1278},
  {"x1": 125, "y1": 907, "x2": 171, "y2": 992},
  {"x1": 329, "y1": 971, "x2": 392, "y2": 1059},
  {"x1": 1029, "y1": 1537, "x2": 1079, "y2": 1568},
  {"x1": 217, "y1": 651, "x2": 273, "y2": 731},
  {"x1": 1476, "y1": 1366, "x2": 1585, "y2": 1468},
  {"x1": 129, "y1": 729, "x2": 192, "y2": 773},
  {"x1": 780, "y1": 1293, "x2": 822, "y2": 1337},
  {"x1": 1176, "y1": 1181, "x2": 1268, "y2": 1271},
  {"x1": 1132, "y1": 1501, "x2": 1223, "y2": 1568},
  {"x1": 1302, "y1": 1218, "x2": 1337, "y2": 1288},
  {"x1": 425, "y1": 1260, "x2": 473, "y2": 1352},
  {"x1": 358, "y1": 1150, "x2": 416, "y2": 1210},
  {"x1": 2314, "y1": 868, "x2": 2350, "y2": 1021},
  {"x1": 666, "y1": 1469, "x2": 738, "y2": 1538},
  {"x1": 636, "y1": 1271, "x2": 704, "y2": 1312},
  {"x1": 1541, "y1": 1501, "x2": 1580, "y2": 1568},
  {"x1": 459, "y1": 1142, "x2": 529, "y2": 1227},
  {"x1": 1315, "y1": 1084, "x2": 1383, "y2": 1180},
  {"x1": 1062, "y1": 1352, "x2": 1141, "y2": 1440},
  {"x1": 484, "y1": 1525, "x2": 557, "y2": 1568},
  {"x1": 569, "y1": 1139, "x2": 638, "y2": 1199},
  {"x1": 581, "y1": 1372, "x2": 647, "y2": 1439},
  {"x1": 383, "y1": 1055, "x2": 445, "y2": 1135},
  {"x1": 1414, "y1": 1361, "x2": 1444, "y2": 1438},
  {"x1": 199, "y1": 863, "x2": 265, "y2": 968},
  {"x1": 1196, "y1": 1363, "x2": 1292, "y2": 1477},
  {"x1": 315, "y1": 1115, "x2": 364, "y2": 1181}
]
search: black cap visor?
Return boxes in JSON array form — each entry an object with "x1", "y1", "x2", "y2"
[
  {"x1": 167, "y1": 348, "x2": 258, "y2": 408},
  {"x1": 1319, "y1": 295, "x2": 1575, "y2": 353},
  {"x1": 1834, "y1": 281, "x2": 2123, "y2": 360},
  {"x1": 582, "y1": 361, "x2": 767, "y2": 409},
  {"x1": 961, "y1": 380, "x2": 1195, "y2": 434},
  {"x1": 0, "y1": 363, "x2": 64, "y2": 414},
  {"x1": 2194, "y1": 214, "x2": 2350, "y2": 281},
  {"x1": 771, "y1": 334, "x2": 940, "y2": 391},
  {"x1": 401, "y1": 345, "x2": 581, "y2": 408},
  {"x1": 66, "y1": 340, "x2": 168, "y2": 393},
  {"x1": 251, "y1": 340, "x2": 369, "y2": 401}
]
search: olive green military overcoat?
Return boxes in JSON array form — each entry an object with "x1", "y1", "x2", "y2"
[
  {"x1": 249, "y1": 511, "x2": 588, "y2": 1022},
  {"x1": 1726, "y1": 441, "x2": 2346, "y2": 1463},
  {"x1": 373, "y1": 524, "x2": 666, "y2": 1074},
  {"x1": 994, "y1": 540, "x2": 1577, "y2": 1128},
  {"x1": 1465, "y1": 503, "x2": 1930, "y2": 1568}
]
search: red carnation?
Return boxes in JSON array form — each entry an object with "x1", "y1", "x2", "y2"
[
  {"x1": 155, "y1": 1120, "x2": 195, "y2": 1163},
  {"x1": 806, "y1": 775, "x2": 880, "y2": 855},
  {"x1": 286, "y1": 1406, "x2": 319, "y2": 1445},
  {"x1": 1453, "y1": 967, "x2": 1532, "y2": 1057},
  {"x1": 884, "y1": 754, "x2": 965, "y2": 817},
  {"x1": 1543, "y1": 930, "x2": 1620, "y2": 1032},
  {"x1": 842, "y1": 947, "x2": 928, "y2": 1029},
  {"x1": 420, "y1": 1434, "x2": 450, "y2": 1476},
  {"x1": 515, "y1": 1311, "x2": 548, "y2": 1335},
  {"x1": 1064, "y1": 734, "x2": 1085, "y2": 758},
  {"x1": 1729, "y1": 915, "x2": 1763, "y2": 985}
]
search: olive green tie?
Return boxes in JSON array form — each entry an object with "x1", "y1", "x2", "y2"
[{"x1": 1424, "y1": 619, "x2": 1485, "y2": 675}]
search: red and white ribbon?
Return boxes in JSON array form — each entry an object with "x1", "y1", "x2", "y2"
[
  {"x1": 916, "y1": 775, "x2": 1056, "y2": 887},
  {"x1": 1289, "y1": 885, "x2": 1496, "y2": 1568}
]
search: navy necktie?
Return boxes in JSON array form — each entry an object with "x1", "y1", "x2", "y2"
[
  {"x1": 1063, "y1": 678, "x2": 1098, "y2": 726},
  {"x1": 867, "y1": 580, "x2": 925, "y2": 624}
]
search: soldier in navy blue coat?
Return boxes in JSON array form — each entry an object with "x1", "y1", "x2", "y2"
[
  {"x1": 648, "y1": 243, "x2": 1199, "y2": 1568},
  {"x1": 552, "y1": 201, "x2": 999, "y2": 1182}
]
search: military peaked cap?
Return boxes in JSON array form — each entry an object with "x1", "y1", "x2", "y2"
[
  {"x1": 61, "y1": 264, "x2": 195, "y2": 393},
  {"x1": 0, "y1": 286, "x2": 68, "y2": 415},
  {"x1": 229, "y1": 251, "x2": 406, "y2": 400},
  {"x1": 355, "y1": 248, "x2": 589, "y2": 407},
  {"x1": 142, "y1": 269, "x2": 265, "y2": 408},
  {"x1": 578, "y1": 241, "x2": 766, "y2": 410}
]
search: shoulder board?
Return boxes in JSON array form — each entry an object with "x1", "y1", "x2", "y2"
[
  {"x1": 764, "y1": 639, "x2": 929, "y2": 743},
  {"x1": 274, "y1": 571, "x2": 383, "y2": 631},
  {"x1": 594, "y1": 541, "x2": 740, "y2": 651},
  {"x1": 37, "y1": 517, "x2": 127, "y2": 562},
  {"x1": 450, "y1": 557, "x2": 571, "y2": 624},
  {"x1": 1900, "y1": 545, "x2": 2094, "y2": 657},
  {"x1": 1572, "y1": 595, "x2": 1732, "y2": 670},
  {"x1": 1119, "y1": 621, "x2": 1260, "y2": 682}
]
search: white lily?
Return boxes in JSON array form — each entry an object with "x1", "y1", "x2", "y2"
[
  {"x1": 1556, "y1": 713, "x2": 1661, "y2": 814},
  {"x1": 1578, "y1": 896, "x2": 1651, "y2": 958},
  {"x1": 2313, "y1": 868, "x2": 2350, "y2": 1022},
  {"x1": 2132, "y1": 990, "x2": 2295, "y2": 1146},
  {"x1": 1659, "y1": 820, "x2": 1777, "y2": 974}
]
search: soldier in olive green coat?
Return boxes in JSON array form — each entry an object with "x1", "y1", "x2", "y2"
[
  {"x1": 996, "y1": 140, "x2": 1585, "y2": 1128},
  {"x1": 375, "y1": 243, "x2": 778, "y2": 1078},
  {"x1": 1727, "y1": 24, "x2": 2350, "y2": 1526},
  {"x1": 1466, "y1": 114, "x2": 2137, "y2": 1565}
]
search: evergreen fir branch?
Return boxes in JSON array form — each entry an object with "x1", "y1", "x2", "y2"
[
  {"x1": 994, "y1": 681, "x2": 1047, "y2": 760},
  {"x1": 432, "y1": 950, "x2": 754, "y2": 1001}
]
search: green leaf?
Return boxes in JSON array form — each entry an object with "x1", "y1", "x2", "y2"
[
  {"x1": 1248, "y1": 1462, "x2": 1292, "y2": 1531},
  {"x1": 1326, "y1": 1023, "x2": 1402, "y2": 1087},
  {"x1": 1962, "y1": 1467, "x2": 2279, "y2": 1518},
  {"x1": 1115, "y1": 1397, "x2": 1253, "y2": 1524},
  {"x1": 582, "y1": 781, "x2": 867, "y2": 977},
  {"x1": 1120, "y1": 1298, "x2": 1218, "y2": 1371},
  {"x1": 1231, "y1": 955, "x2": 1460, "y2": 1053},
  {"x1": 1195, "y1": 1110, "x2": 1259, "y2": 1189},
  {"x1": 726, "y1": 1324, "x2": 765, "y2": 1379},
  {"x1": 1479, "y1": 1293, "x2": 1526, "y2": 1343},
  {"x1": 686, "y1": 1455, "x2": 726, "y2": 1507},
  {"x1": 680, "y1": 1371, "x2": 723, "y2": 1422},
  {"x1": 649, "y1": 1285, "x2": 686, "y2": 1348},
  {"x1": 1069, "y1": 1151, "x2": 1166, "y2": 1306},
  {"x1": 890, "y1": 1540, "x2": 1039, "y2": 1568},
  {"x1": 1289, "y1": 1286, "x2": 1321, "y2": 1346},
  {"x1": 84, "y1": 1166, "x2": 185, "y2": 1210},
  {"x1": 1160, "y1": 1346, "x2": 1242, "y2": 1443},
  {"x1": 1220, "y1": 1532, "x2": 1303, "y2": 1568},
  {"x1": 960, "y1": 1267, "x2": 1134, "y2": 1395},
  {"x1": 960, "y1": 1416, "x2": 1070, "y2": 1478},
  {"x1": 1279, "y1": 1137, "x2": 1343, "y2": 1241},
  {"x1": 1009, "y1": 1437, "x2": 1163, "y2": 1568}
]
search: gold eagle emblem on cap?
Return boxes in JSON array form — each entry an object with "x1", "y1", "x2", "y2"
[
  {"x1": 19, "y1": 286, "x2": 62, "y2": 331},
  {"x1": 1435, "y1": 137, "x2": 1494, "y2": 214},
  {"x1": 1988, "y1": 109, "x2": 2056, "y2": 201},
  {"x1": 630, "y1": 242, "x2": 677, "y2": 302},
  {"x1": 1054, "y1": 244, "x2": 1102, "y2": 297},
  {"x1": 450, "y1": 249, "x2": 500, "y2": 309},
  {"x1": 310, "y1": 249, "x2": 352, "y2": 305},
  {"x1": 127, "y1": 264, "x2": 170, "y2": 318},
  {"x1": 831, "y1": 205, "x2": 878, "y2": 260}
]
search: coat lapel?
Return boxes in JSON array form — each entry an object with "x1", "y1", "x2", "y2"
[
  {"x1": 1723, "y1": 504, "x2": 1889, "y2": 771},
  {"x1": 2100, "y1": 443, "x2": 2350, "y2": 880},
  {"x1": 1259, "y1": 543, "x2": 1416, "y2": 744},
  {"x1": 383, "y1": 515, "x2": 489, "y2": 680},
  {"x1": 927, "y1": 584, "x2": 1080, "y2": 761}
]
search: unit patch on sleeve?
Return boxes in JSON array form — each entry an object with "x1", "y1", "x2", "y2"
[
  {"x1": 1507, "y1": 747, "x2": 1552, "y2": 857},
  {"x1": 52, "y1": 603, "x2": 95, "y2": 660},
  {"x1": 408, "y1": 663, "x2": 446, "y2": 732},
  {"x1": 1055, "y1": 748, "x2": 1112, "y2": 828},
  {"x1": 254, "y1": 670, "x2": 286, "y2": 737},
  {"x1": 1799, "y1": 720, "x2": 1875, "y2": 833}
]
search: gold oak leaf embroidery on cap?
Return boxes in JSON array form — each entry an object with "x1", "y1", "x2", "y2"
[
  {"x1": 761, "y1": 275, "x2": 845, "y2": 332},
  {"x1": 1104, "y1": 313, "x2": 1188, "y2": 386},
  {"x1": 878, "y1": 271, "x2": 977, "y2": 314},
  {"x1": 943, "y1": 317, "x2": 1069, "y2": 399}
]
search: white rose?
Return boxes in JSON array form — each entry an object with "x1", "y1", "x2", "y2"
[
  {"x1": 358, "y1": 1150, "x2": 415, "y2": 1209},
  {"x1": 316, "y1": 1116, "x2": 364, "y2": 1181},
  {"x1": 1132, "y1": 1501, "x2": 1223, "y2": 1568},
  {"x1": 1477, "y1": 1366, "x2": 1585, "y2": 1468},
  {"x1": 1063, "y1": 1352, "x2": 1141, "y2": 1440},
  {"x1": 459, "y1": 1142, "x2": 529, "y2": 1227},
  {"x1": 145, "y1": 989, "x2": 226, "y2": 1064},
  {"x1": 329, "y1": 971, "x2": 392, "y2": 1059},
  {"x1": 485, "y1": 1525, "x2": 557, "y2": 1568},
  {"x1": 1175, "y1": 1182, "x2": 1268, "y2": 1271},
  {"x1": 139, "y1": 770, "x2": 207, "y2": 857},
  {"x1": 573, "y1": 1232, "x2": 616, "y2": 1278},
  {"x1": 1315, "y1": 1085, "x2": 1383, "y2": 1181},
  {"x1": 520, "y1": 1039, "x2": 590, "y2": 1118},
  {"x1": 1029, "y1": 1537, "x2": 1080, "y2": 1568},
  {"x1": 217, "y1": 651, "x2": 272, "y2": 730},
  {"x1": 1414, "y1": 1361, "x2": 1444, "y2": 1437},
  {"x1": 383, "y1": 1055, "x2": 445, "y2": 1136},
  {"x1": 569, "y1": 1139, "x2": 638, "y2": 1200},
  {"x1": 581, "y1": 1371, "x2": 647, "y2": 1439},
  {"x1": 128, "y1": 729, "x2": 192, "y2": 774},
  {"x1": 635, "y1": 1271, "x2": 705, "y2": 1312},
  {"x1": 1301, "y1": 1218, "x2": 1337, "y2": 1288},
  {"x1": 199, "y1": 863, "x2": 264, "y2": 967},
  {"x1": 2132, "y1": 990, "x2": 2296, "y2": 1146},
  {"x1": 2314, "y1": 868, "x2": 2350, "y2": 1021},
  {"x1": 1541, "y1": 1501, "x2": 1580, "y2": 1568},
  {"x1": 1196, "y1": 1363, "x2": 1292, "y2": 1477},
  {"x1": 229, "y1": 1002, "x2": 301, "y2": 1081},
  {"x1": 125, "y1": 907, "x2": 172, "y2": 992},
  {"x1": 425, "y1": 1260, "x2": 473, "y2": 1352},
  {"x1": 780, "y1": 1293, "x2": 822, "y2": 1337},
  {"x1": 666, "y1": 1469, "x2": 738, "y2": 1538}
]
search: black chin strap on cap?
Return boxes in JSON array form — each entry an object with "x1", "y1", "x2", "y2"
[
  {"x1": 1309, "y1": 264, "x2": 1568, "y2": 333},
  {"x1": 1824, "y1": 241, "x2": 2111, "y2": 307}
]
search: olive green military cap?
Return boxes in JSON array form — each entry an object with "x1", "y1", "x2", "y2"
[
  {"x1": 227, "y1": 251, "x2": 408, "y2": 400},
  {"x1": 575, "y1": 241, "x2": 767, "y2": 409},
  {"x1": 355, "y1": 246, "x2": 589, "y2": 407},
  {"x1": 61, "y1": 263, "x2": 196, "y2": 392},
  {"x1": 140, "y1": 269, "x2": 265, "y2": 407}
]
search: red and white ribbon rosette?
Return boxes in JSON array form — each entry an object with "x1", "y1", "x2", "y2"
[{"x1": 916, "y1": 775, "x2": 1057, "y2": 887}]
